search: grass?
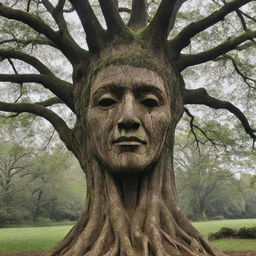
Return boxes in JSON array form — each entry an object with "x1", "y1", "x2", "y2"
[
  {"x1": 193, "y1": 219, "x2": 256, "y2": 236},
  {"x1": 193, "y1": 219, "x2": 256, "y2": 251},
  {"x1": 0, "y1": 225, "x2": 72, "y2": 253},
  {"x1": 0, "y1": 219, "x2": 256, "y2": 253}
]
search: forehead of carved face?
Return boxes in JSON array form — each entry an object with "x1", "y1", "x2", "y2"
[{"x1": 86, "y1": 65, "x2": 171, "y2": 173}]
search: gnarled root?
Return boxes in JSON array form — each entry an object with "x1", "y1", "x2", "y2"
[{"x1": 43, "y1": 157, "x2": 226, "y2": 256}]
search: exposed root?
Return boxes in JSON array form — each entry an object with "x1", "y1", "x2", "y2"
[{"x1": 43, "y1": 151, "x2": 226, "y2": 256}]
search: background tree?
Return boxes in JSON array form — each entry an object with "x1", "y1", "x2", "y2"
[
  {"x1": 0, "y1": 143, "x2": 33, "y2": 225},
  {"x1": 0, "y1": 143, "x2": 85, "y2": 227},
  {"x1": 175, "y1": 142, "x2": 246, "y2": 221},
  {"x1": 0, "y1": 0, "x2": 255, "y2": 255},
  {"x1": 27, "y1": 150, "x2": 85, "y2": 222}
]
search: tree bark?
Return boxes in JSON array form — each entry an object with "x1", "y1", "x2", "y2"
[{"x1": 44, "y1": 127, "x2": 226, "y2": 256}]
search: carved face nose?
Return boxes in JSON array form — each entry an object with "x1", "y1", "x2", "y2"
[
  {"x1": 118, "y1": 119, "x2": 140, "y2": 130},
  {"x1": 117, "y1": 94, "x2": 140, "y2": 131}
]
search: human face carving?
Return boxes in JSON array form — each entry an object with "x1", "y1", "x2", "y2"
[{"x1": 86, "y1": 65, "x2": 171, "y2": 173}]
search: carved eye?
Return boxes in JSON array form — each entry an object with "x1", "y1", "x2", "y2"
[
  {"x1": 141, "y1": 96, "x2": 159, "y2": 108},
  {"x1": 98, "y1": 97, "x2": 117, "y2": 108}
]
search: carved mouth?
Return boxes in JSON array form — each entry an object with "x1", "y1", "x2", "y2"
[{"x1": 113, "y1": 136, "x2": 146, "y2": 145}]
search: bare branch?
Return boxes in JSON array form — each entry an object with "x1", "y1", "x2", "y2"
[
  {"x1": 0, "y1": 37, "x2": 57, "y2": 48},
  {"x1": 223, "y1": 54, "x2": 256, "y2": 89},
  {"x1": 68, "y1": 0, "x2": 106, "y2": 52},
  {"x1": 7, "y1": 58, "x2": 19, "y2": 75},
  {"x1": 98, "y1": 0, "x2": 132, "y2": 40},
  {"x1": 7, "y1": 58, "x2": 23, "y2": 103},
  {"x1": 236, "y1": 9, "x2": 248, "y2": 30},
  {"x1": 184, "y1": 107, "x2": 221, "y2": 150},
  {"x1": 183, "y1": 88, "x2": 256, "y2": 143},
  {"x1": 169, "y1": 0, "x2": 252, "y2": 54},
  {"x1": 128, "y1": 0, "x2": 147, "y2": 30},
  {"x1": 0, "y1": 49, "x2": 53, "y2": 75},
  {"x1": 43, "y1": 128, "x2": 56, "y2": 150},
  {"x1": 41, "y1": 0, "x2": 79, "y2": 52},
  {"x1": 177, "y1": 30, "x2": 256, "y2": 70},
  {"x1": 55, "y1": 0, "x2": 66, "y2": 12},
  {"x1": 142, "y1": 0, "x2": 179, "y2": 46},
  {"x1": 0, "y1": 3, "x2": 88, "y2": 63},
  {"x1": 168, "y1": 0, "x2": 187, "y2": 33},
  {"x1": 0, "y1": 74, "x2": 74, "y2": 112},
  {"x1": 0, "y1": 101, "x2": 74, "y2": 151},
  {"x1": 35, "y1": 97, "x2": 63, "y2": 107},
  {"x1": 239, "y1": 10, "x2": 256, "y2": 23},
  {"x1": 27, "y1": 0, "x2": 32, "y2": 12}
]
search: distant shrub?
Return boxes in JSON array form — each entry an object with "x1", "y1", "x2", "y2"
[
  {"x1": 208, "y1": 227, "x2": 237, "y2": 240},
  {"x1": 237, "y1": 227, "x2": 256, "y2": 239},
  {"x1": 209, "y1": 226, "x2": 256, "y2": 240}
]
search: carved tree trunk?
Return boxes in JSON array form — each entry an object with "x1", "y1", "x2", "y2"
[{"x1": 44, "y1": 108, "x2": 226, "y2": 256}]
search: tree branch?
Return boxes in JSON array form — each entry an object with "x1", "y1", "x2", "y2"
[
  {"x1": 184, "y1": 107, "x2": 222, "y2": 149},
  {"x1": 0, "y1": 37, "x2": 57, "y2": 48},
  {"x1": 0, "y1": 3, "x2": 88, "y2": 64},
  {"x1": 7, "y1": 59, "x2": 23, "y2": 103},
  {"x1": 35, "y1": 97, "x2": 63, "y2": 107},
  {"x1": 0, "y1": 101, "x2": 74, "y2": 151},
  {"x1": 0, "y1": 49, "x2": 53, "y2": 75},
  {"x1": 68, "y1": 0, "x2": 106, "y2": 53},
  {"x1": 41, "y1": 0, "x2": 80, "y2": 52},
  {"x1": 142, "y1": 0, "x2": 179, "y2": 46},
  {"x1": 183, "y1": 88, "x2": 256, "y2": 144},
  {"x1": 239, "y1": 10, "x2": 256, "y2": 23},
  {"x1": 223, "y1": 54, "x2": 256, "y2": 89},
  {"x1": 177, "y1": 30, "x2": 256, "y2": 70},
  {"x1": 98, "y1": 0, "x2": 133, "y2": 40},
  {"x1": 236, "y1": 9, "x2": 248, "y2": 31},
  {"x1": 168, "y1": 0, "x2": 187, "y2": 33},
  {"x1": 169, "y1": 0, "x2": 252, "y2": 54},
  {"x1": 128, "y1": 0, "x2": 147, "y2": 30},
  {"x1": 0, "y1": 74, "x2": 74, "y2": 112}
]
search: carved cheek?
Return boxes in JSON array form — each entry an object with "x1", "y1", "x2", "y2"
[
  {"x1": 87, "y1": 110, "x2": 109, "y2": 150},
  {"x1": 151, "y1": 108, "x2": 171, "y2": 141}
]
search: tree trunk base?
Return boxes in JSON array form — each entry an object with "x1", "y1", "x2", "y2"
[{"x1": 42, "y1": 160, "x2": 227, "y2": 256}]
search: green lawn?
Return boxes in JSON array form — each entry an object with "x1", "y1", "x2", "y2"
[
  {"x1": 0, "y1": 219, "x2": 256, "y2": 253},
  {"x1": 193, "y1": 219, "x2": 256, "y2": 236},
  {"x1": 0, "y1": 225, "x2": 72, "y2": 253},
  {"x1": 193, "y1": 219, "x2": 256, "y2": 251}
]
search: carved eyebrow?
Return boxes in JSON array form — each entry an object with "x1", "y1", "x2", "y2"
[
  {"x1": 91, "y1": 84, "x2": 123, "y2": 98},
  {"x1": 134, "y1": 84, "x2": 165, "y2": 99}
]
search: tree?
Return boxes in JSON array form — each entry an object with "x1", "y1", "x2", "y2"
[
  {"x1": 175, "y1": 143, "x2": 246, "y2": 220},
  {"x1": 0, "y1": 143, "x2": 32, "y2": 206},
  {"x1": 0, "y1": 0, "x2": 255, "y2": 255},
  {"x1": 27, "y1": 151, "x2": 85, "y2": 222},
  {"x1": 0, "y1": 143, "x2": 34, "y2": 225},
  {"x1": 0, "y1": 143, "x2": 85, "y2": 226}
]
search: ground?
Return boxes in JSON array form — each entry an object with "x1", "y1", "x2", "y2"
[{"x1": 0, "y1": 252, "x2": 256, "y2": 256}]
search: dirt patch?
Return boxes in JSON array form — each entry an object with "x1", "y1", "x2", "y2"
[{"x1": 1, "y1": 252, "x2": 256, "y2": 256}]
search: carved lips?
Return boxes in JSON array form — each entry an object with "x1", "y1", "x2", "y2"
[{"x1": 113, "y1": 136, "x2": 146, "y2": 146}]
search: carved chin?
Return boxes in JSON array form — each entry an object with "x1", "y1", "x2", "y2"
[{"x1": 98, "y1": 150, "x2": 159, "y2": 173}]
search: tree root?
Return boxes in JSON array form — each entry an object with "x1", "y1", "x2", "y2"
[{"x1": 43, "y1": 154, "x2": 226, "y2": 256}]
